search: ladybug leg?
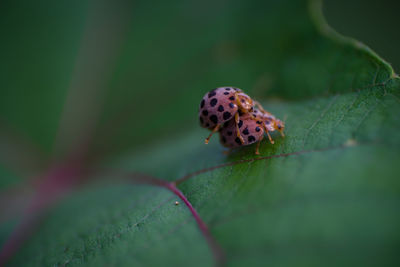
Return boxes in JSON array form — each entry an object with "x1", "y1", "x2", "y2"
[
  {"x1": 254, "y1": 102, "x2": 274, "y2": 118},
  {"x1": 205, "y1": 124, "x2": 221, "y2": 144},
  {"x1": 253, "y1": 100, "x2": 267, "y2": 113},
  {"x1": 255, "y1": 135, "x2": 264, "y2": 155},
  {"x1": 261, "y1": 123, "x2": 275, "y2": 144},
  {"x1": 265, "y1": 130, "x2": 275, "y2": 144},
  {"x1": 234, "y1": 91, "x2": 243, "y2": 110},
  {"x1": 234, "y1": 112, "x2": 245, "y2": 144}
]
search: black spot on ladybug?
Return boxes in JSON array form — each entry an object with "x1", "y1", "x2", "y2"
[
  {"x1": 208, "y1": 91, "x2": 216, "y2": 98},
  {"x1": 238, "y1": 120, "x2": 243, "y2": 128},
  {"x1": 229, "y1": 103, "x2": 235, "y2": 108},
  {"x1": 229, "y1": 96, "x2": 235, "y2": 101},
  {"x1": 210, "y1": 115, "x2": 218, "y2": 124},
  {"x1": 243, "y1": 128, "x2": 249, "y2": 135},
  {"x1": 241, "y1": 99, "x2": 245, "y2": 103},
  {"x1": 205, "y1": 123, "x2": 210, "y2": 127},
  {"x1": 223, "y1": 112, "x2": 231, "y2": 120},
  {"x1": 223, "y1": 121, "x2": 229, "y2": 127},
  {"x1": 218, "y1": 105, "x2": 224, "y2": 112},
  {"x1": 256, "y1": 121, "x2": 262, "y2": 124},
  {"x1": 210, "y1": 98, "x2": 218, "y2": 107},
  {"x1": 227, "y1": 131, "x2": 233, "y2": 136},
  {"x1": 202, "y1": 110, "x2": 208, "y2": 116},
  {"x1": 235, "y1": 137, "x2": 241, "y2": 144},
  {"x1": 255, "y1": 127, "x2": 261, "y2": 132},
  {"x1": 200, "y1": 99, "x2": 205, "y2": 108},
  {"x1": 248, "y1": 136, "x2": 256, "y2": 142},
  {"x1": 222, "y1": 136, "x2": 226, "y2": 143},
  {"x1": 223, "y1": 92, "x2": 229, "y2": 95},
  {"x1": 225, "y1": 87, "x2": 231, "y2": 91},
  {"x1": 200, "y1": 117, "x2": 204, "y2": 124}
]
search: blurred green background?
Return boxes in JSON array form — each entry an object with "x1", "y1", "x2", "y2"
[
  {"x1": 0, "y1": 0, "x2": 398, "y2": 161},
  {"x1": 324, "y1": 0, "x2": 400, "y2": 71}
]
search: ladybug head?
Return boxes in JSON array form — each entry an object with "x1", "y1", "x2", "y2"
[
  {"x1": 236, "y1": 93, "x2": 254, "y2": 112},
  {"x1": 274, "y1": 119, "x2": 285, "y2": 136}
]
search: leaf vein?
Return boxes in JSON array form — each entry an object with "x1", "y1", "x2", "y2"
[{"x1": 301, "y1": 94, "x2": 339, "y2": 148}]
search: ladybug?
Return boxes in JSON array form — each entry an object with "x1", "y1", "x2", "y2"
[
  {"x1": 219, "y1": 108, "x2": 285, "y2": 154},
  {"x1": 219, "y1": 113, "x2": 265, "y2": 154},
  {"x1": 251, "y1": 107, "x2": 285, "y2": 138},
  {"x1": 199, "y1": 87, "x2": 254, "y2": 144}
]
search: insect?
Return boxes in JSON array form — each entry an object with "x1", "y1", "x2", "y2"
[
  {"x1": 219, "y1": 109, "x2": 285, "y2": 154},
  {"x1": 219, "y1": 113, "x2": 265, "y2": 154},
  {"x1": 251, "y1": 108, "x2": 285, "y2": 139},
  {"x1": 199, "y1": 87, "x2": 254, "y2": 144}
]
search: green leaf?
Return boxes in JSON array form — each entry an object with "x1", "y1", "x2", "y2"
[
  {"x1": 3, "y1": 184, "x2": 214, "y2": 266},
  {"x1": 1, "y1": 0, "x2": 400, "y2": 266}
]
